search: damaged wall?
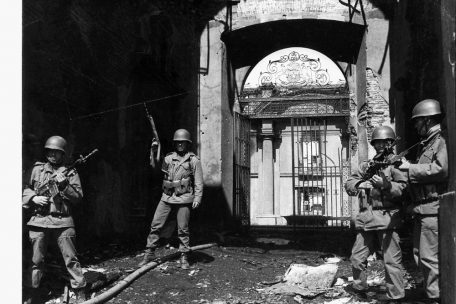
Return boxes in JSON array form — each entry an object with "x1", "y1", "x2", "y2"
[
  {"x1": 388, "y1": 0, "x2": 444, "y2": 151},
  {"x1": 22, "y1": 0, "x2": 227, "y2": 242}
]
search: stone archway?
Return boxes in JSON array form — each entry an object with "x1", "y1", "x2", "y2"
[{"x1": 238, "y1": 47, "x2": 352, "y2": 227}]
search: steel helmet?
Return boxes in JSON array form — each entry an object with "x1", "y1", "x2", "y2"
[
  {"x1": 370, "y1": 126, "x2": 395, "y2": 144},
  {"x1": 173, "y1": 129, "x2": 192, "y2": 143},
  {"x1": 44, "y1": 136, "x2": 67, "y2": 153},
  {"x1": 411, "y1": 99, "x2": 442, "y2": 119}
]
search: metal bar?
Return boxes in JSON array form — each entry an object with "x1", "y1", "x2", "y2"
[
  {"x1": 331, "y1": 166, "x2": 337, "y2": 226},
  {"x1": 298, "y1": 118, "x2": 302, "y2": 216},
  {"x1": 234, "y1": 113, "x2": 238, "y2": 220},
  {"x1": 323, "y1": 119, "x2": 330, "y2": 226},
  {"x1": 246, "y1": 118, "x2": 250, "y2": 224},
  {"x1": 319, "y1": 119, "x2": 323, "y2": 226},
  {"x1": 359, "y1": 0, "x2": 367, "y2": 27},
  {"x1": 291, "y1": 117, "x2": 296, "y2": 236},
  {"x1": 303, "y1": 118, "x2": 307, "y2": 217},
  {"x1": 312, "y1": 119, "x2": 317, "y2": 226},
  {"x1": 297, "y1": 118, "x2": 302, "y2": 216},
  {"x1": 311, "y1": 119, "x2": 316, "y2": 222},
  {"x1": 323, "y1": 119, "x2": 328, "y2": 225},
  {"x1": 339, "y1": 148, "x2": 343, "y2": 212},
  {"x1": 302, "y1": 118, "x2": 307, "y2": 217},
  {"x1": 315, "y1": 118, "x2": 318, "y2": 219},
  {"x1": 317, "y1": 119, "x2": 322, "y2": 225}
]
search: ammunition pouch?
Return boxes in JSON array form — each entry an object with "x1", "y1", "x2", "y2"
[
  {"x1": 33, "y1": 184, "x2": 71, "y2": 216},
  {"x1": 162, "y1": 177, "x2": 192, "y2": 196},
  {"x1": 162, "y1": 180, "x2": 174, "y2": 196},
  {"x1": 33, "y1": 204, "x2": 50, "y2": 216},
  {"x1": 175, "y1": 177, "x2": 190, "y2": 195},
  {"x1": 33, "y1": 198, "x2": 70, "y2": 217},
  {"x1": 36, "y1": 181, "x2": 60, "y2": 198}
]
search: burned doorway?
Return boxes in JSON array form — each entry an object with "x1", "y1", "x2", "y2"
[{"x1": 238, "y1": 47, "x2": 351, "y2": 228}]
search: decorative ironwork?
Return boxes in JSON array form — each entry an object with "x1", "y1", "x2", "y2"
[
  {"x1": 234, "y1": 112, "x2": 251, "y2": 226},
  {"x1": 259, "y1": 51, "x2": 331, "y2": 87},
  {"x1": 290, "y1": 118, "x2": 351, "y2": 228},
  {"x1": 241, "y1": 84, "x2": 348, "y2": 99},
  {"x1": 240, "y1": 96, "x2": 350, "y2": 118}
]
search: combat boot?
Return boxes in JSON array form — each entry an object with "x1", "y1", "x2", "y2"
[
  {"x1": 376, "y1": 293, "x2": 405, "y2": 304},
  {"x1": 138, "y1": 249, "x2": 156, "y2": 267},
  {"x1": 23, "y1": 287, "x2": 41, "y2": 304},
  {"x1": 180, "y1": 253, "x2": 190, "y2": 269},
  {"x1": 71, "y1": 287, "x2": 87, "y2": 304}
]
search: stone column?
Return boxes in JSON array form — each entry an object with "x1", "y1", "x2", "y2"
[{"x1": 260, "y1": 119, "x2": 274, "y2": 215}]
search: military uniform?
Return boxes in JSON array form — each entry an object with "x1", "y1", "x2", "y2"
[
  {"x1": 145, "y1": 151, "x2": 203, "y2": 253},
  {"x1": 407, "y1": 124, "x2": 448, "y2": 299},
  {"x1": 345, "y1": 158, "x2": 407, "y2": 299},
  {"x1": 22, "y1": 161, "x2": 86, "y2": 290}
]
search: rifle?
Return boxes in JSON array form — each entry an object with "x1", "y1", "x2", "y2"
[
  {"x1": 363, "y1": 138, "x2": 421, "y2": 181},
  {"x1": 35, "y1": 149, "x2": 98, "y2": 198},
  {"x1": 144, "y1": 103, "x2": 161, "y2": 169}
]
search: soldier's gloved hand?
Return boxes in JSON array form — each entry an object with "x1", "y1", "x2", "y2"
[
  {"x1": 32, "y1": 196, "x2": 50, "y2": 206},
  {"x1": 151, "y1": 138, "x2": 159, "y2": 152},
  {"x1": 358, "y1": 181, "x2": 373, "y2": 189},
  {"x1": 370, "y1": 173, "x2": 391, "y2": 190},
  {"x1": 55, "y1": 172, "x2": 69, "y2": 190},
  {"x1": 192, "y1": 201, "x2": 200, "y2": 209},
  {"x1": 398, "y1": 157, "x2": 411, "y2": 170}
]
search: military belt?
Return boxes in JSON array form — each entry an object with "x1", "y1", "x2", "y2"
[
  {"x1": 34, "y1": 212, "x2": 70, "y2": 218},
  {"x1": 360, "y1": 206, "x2": 398, "y2": 212},
  {"x1": 163, "y1": 178, "x2": 191, "y2": 195},
  {"x1": 415, "y1": 214, "x2": 438, "y2": 218},
  {"x1": 372, "y1": 206, "x2": 398, "y2": 211},
  {"x1": 50, "y1": 213, "x2": 70, "y2": 218},
  {"x1": 414, "y1": 196, "x2": 440, "y2": 205}
]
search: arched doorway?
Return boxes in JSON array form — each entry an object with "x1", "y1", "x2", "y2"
[{"x1": 236, "y1": 47, "x2": 352, "y2": 228}]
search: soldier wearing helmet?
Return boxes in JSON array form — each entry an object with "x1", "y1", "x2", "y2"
[
  {"x1": 399, "y1": 99, "x2": 448, "y2": 301},
  {"x1": 345, "y1": 126, "x2": 408, "y2": 301},
  {"x1": 138, "y1": 129, "x2": 203, "y2": 269},
  {"x1": 22, "y1": 136, "x2": 87, "y2": 303}
]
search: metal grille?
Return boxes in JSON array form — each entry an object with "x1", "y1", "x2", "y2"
[
  {"x1": 289, "y1": 117, "x2": 351, "y2": 228},
  {"x1": 240, "y1": 96, "x2": 350, "y2": 118},
  {"x1": 234, "y1": 112, "x2": 251, "y2": 226}
]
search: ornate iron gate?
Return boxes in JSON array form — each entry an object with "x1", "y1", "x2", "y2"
[
  {"x1": 234, "y1": 112, "x2": 251, "y2": 225},
  {"x1": 290, "y1": 117, "x2": 351, "y2": 227}
]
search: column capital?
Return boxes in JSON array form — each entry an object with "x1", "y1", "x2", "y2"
[{"x1": 259, "y1": 119, "x2": 280, "y2": 139}]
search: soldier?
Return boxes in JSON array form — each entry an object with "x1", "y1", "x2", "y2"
[
  {"x1": 345, "y1": 126, "x2": 407, "y2": 302},
  {"x1": 23, "y1": 136, "x2": 87, "y2": 304},
  {"x1": 138, "y1": 129, "x2": 203, "y2": 269},
  {"x1": 398, "y1": 99, "x2": 448, "y2": 302}
]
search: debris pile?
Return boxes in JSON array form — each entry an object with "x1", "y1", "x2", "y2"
[{"x1": 261, "y1": 259, "x2": 340, "y2": 298}]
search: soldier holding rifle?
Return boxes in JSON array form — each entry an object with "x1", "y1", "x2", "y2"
[
  {"x1": 138, "y1": 129, "x2": 203, "y2": 269},
  {"x1": 23, "y1": 136, "x2": 87, "y2": 304},
  {"x1": 398, "y1": 99, "x2": 448, "y2": 303},
  {"x1": 345, "y1": 126, "x2": 408, "y2": 302}
]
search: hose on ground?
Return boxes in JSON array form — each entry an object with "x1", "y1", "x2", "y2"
[{"x1": 81, "y1": 243, "x2": 218, "y2": 304}]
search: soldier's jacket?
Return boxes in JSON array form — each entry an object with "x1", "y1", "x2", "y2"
[
  {"x1": 407, "y1": 125, "x2": 448, "y2": 215},
  {"x1": 161, "y1": 151, "x2": 203, "y2": 205},
  {"x1": 22, "y1": 162, "x2": 83, "y2": 228},
  {"x1": 345, "y1": 156, "x2": 407, "y2": 230}
]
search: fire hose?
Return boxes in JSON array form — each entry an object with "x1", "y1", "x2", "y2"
[{"x1": 81, "y1": 243, "x2": 217, "y2": 304}]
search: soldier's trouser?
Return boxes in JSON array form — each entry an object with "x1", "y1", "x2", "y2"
[
  {"x1": 26, "y1": 227, "x2": 86, "y2": 289},
  {"x1": 413, "y1": 215, "x2": 439, "y2": 299},
  {"x1": 350, "y1": 230, "x2": 404, "y2": 299},
  {"x1": 146, "y1": 200, "x2": 191, "y2": 253}
]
